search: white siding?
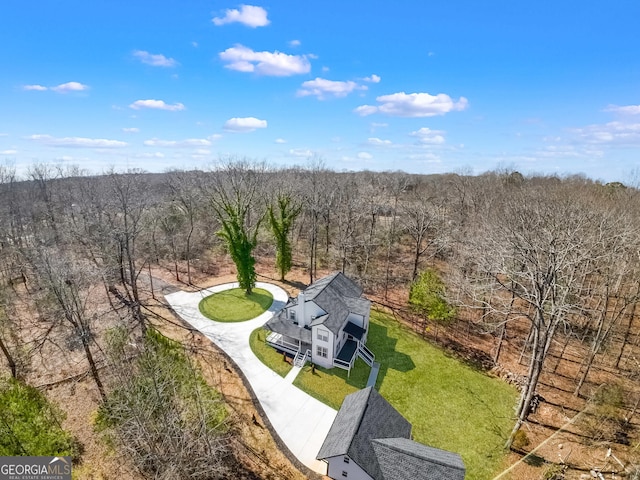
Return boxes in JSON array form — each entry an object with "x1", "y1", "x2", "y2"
[
  {"x1": 311, "y1": 324, "x2": 334, "y2": 368},
  {"x1": 325, "y1": 456, "x2": 372, "y2": 480}
]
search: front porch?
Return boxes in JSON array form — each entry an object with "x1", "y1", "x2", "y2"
[{"x1": 266, "y1": 331, "x2": 311, "y2": 358}]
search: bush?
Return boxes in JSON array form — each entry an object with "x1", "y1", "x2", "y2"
[
  {"x1": 0, "y1": 377, "x2": 77, "y2": 457},
  {"x1": 511, "y1": 429, "x2": 530, "y2": 450},
  {"x1": 543, "y1": 464, "x2": 566, "y2": 480},
  {"x1": 579, "y1": 382, "x2": 628, "y2": 444}
]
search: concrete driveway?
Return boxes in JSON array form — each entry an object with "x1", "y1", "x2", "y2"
[{"x1": 164, "y1": 282, "x2": 336, "y2": 475}]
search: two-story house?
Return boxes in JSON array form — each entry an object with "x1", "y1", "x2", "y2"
[{"x1": 264, "y1": 272, "x2": 374, "y2": 372}]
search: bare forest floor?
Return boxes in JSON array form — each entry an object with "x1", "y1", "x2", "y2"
[{"x1": 9, "y1": 250, "x2": 640, "y2": 480}]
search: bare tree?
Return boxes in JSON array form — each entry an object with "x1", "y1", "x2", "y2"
[
  {"x1": 401, "y1": 195, "x2": 445, "y2": 281},
  {"x1": 458, "y1": 185, "x2": 606, "y2": 448},
  {"x1": 32, "y1": 249, "x2": 106, "y2": 400}
]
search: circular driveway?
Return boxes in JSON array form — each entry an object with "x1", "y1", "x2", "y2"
[{"x1": 165, "y1": 282, "x2": 336, "y2": 475}]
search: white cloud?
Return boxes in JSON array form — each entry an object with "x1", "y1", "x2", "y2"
[
  {"x1": 135, "y1": 152, "x2": 165, "y2": 159},
  {"x1": 193, "y1": 149, "x2": 211, "y2": 155},
  {"x1": 410, "y1": 127, "x2": 446, "y2": 144},
  {"x1": 132, "y1": 50, "x2": 178, "y2": 67},
  {"x1": 570, "y1": 121, "x2": 640, "y2": 145},
  {"x1": 0, "y1": 149, "x2": 17, "y2": 155},
  {"x1": 219, "y1": 44, "x2": 311, "y2": 76},
  {"x1": 355, "y1": 91, "x2": 468, "y2": 117},
  {"x1": 275, "y1": 138, "x2": 287, "y2": 144},
  {"x1": 51, "y1": 82, "x2": 89, "y2": 93},
  {"x1": 26, "y1": 134, "x2": 127, "y2": 148},
  {"x1": 129, "y1": 99, "x2": 186, "y2": 111},
  {"x1": 297, "y1": 78, "x2": 366, "y2": 99},
  {"x1": 143, "y1": 138, "x2": 212, "y2": 147},
  {"x1": 367, "y1": 137, "x2": 392, "y2": 146},
  {"x1": 212, "y1": 5, "x2": 270, "y2": 28},
  {"x1": 354, "y1": 105, "x2": 378, "y2": 116},
  {"x1": 357, "y1": 152, "x2": 373, "y2": 160},
  {"x1": 191, "y1": 41, "x2": 199, "y2": 48},
  {"x1": 289, "y1": 39, "x2": 301, "y2": 47},
  {"x1": 288, "y1": 148, "x2": 313, "y2": 157},
  {"x1": 122, "y1": 127, "x2": 140, "y2": 133},
  {"x1": 362, "y1": 74, "x2": 381, "y2": 83},
  {"x1": 223, "y1": 117, "x2": 267, "y2": 133},
  {"x1": 605, "y1": 104, "x2": 640, "y2": 115},
  {"x1": 23, "y1": 84, "x2": 48, "y2": 91}
]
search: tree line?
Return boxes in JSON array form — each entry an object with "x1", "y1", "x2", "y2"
[{"x1": 1, "y1": 160, "x2": 639, "y2": 467}]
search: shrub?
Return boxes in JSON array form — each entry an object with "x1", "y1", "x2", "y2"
[
  {"x1": 511, "y1": 429, "x2": 530, "y2": 450},
  {"x1": 0, "y1": 377, "x2": 77, "y2": 457}
]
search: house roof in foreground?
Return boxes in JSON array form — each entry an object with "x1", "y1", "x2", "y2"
[
  {"x1": 317, "y1": 387, "x2": 411, "y2": 479},
  {"x1": 317, "y1": 387, "x2": 466, "y2": 480},
  {"x1": 371, "y1": 438, "x2": 466, "y2": 480}
]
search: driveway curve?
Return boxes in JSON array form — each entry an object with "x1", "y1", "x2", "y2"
[{"x1": 164, "y1": 282, "x2": 336, "y2": 475}]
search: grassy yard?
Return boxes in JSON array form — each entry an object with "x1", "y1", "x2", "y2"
[
  {"x1": 249, "y1": 328, "x2": 293, "y2": 377},
  {"x1": 294, "y1": 309, "x2": 518, "y2": 480},
  {"x1": 199, "y1": 288, "x2": 273, "y2": 322}
]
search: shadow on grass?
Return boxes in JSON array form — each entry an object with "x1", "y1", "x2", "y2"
[{"x1": 367, "y1": 321, "x2": 415, "y2": 388}]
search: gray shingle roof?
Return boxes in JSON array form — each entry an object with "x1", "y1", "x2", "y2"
[
  {"x1": 316, "y1": 387, "x2": 411, "y2": 479},
  {"x1": 371, "y1": 438, "x2": 466, "y2": 480},
  {"x1": 307, "y1": 272, "x2": 369, "y2": 335},
  {"x1": 317, "y1": 388, "x2": 466, "y2": 480},
  {"x1": 263, "y1": 310, "x2": 312, "y2": 344}
]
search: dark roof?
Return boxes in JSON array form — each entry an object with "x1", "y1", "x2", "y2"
[
  {"x1": 316, "y1": 387, "x2": 411, "y2": 479},
  {"x1": 371, "y1": 438, "x2": 466, "y2": 480},
  {"x1": 306, "y1": 272, "x2": 370, "y2": 335},
  {"x1": 263, "y1": 310, "x2": 312, "y2": 344},
  {"x1": 317, "y1": 388, "x2": 466, "y2": 480},
  {"x1": 343, "y1": 321, "x2": 366, "y2": 341},
  {"x1": 304, "y1": 272, "x2": 362, "y2": 300}
]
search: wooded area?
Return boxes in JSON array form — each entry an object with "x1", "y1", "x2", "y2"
[{"x1": 0, "y1": 161, "x2": 639, "y2": 479}]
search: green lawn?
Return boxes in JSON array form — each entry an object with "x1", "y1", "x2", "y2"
[
  {"x1": 249, "y1": 328, "x2": 293, "y2": 377},
  {"x1": 293, "y1": 310, "x2": 518, "y2": 480},
  {"x1": 198, "y1": 288, "x2": 273, "y2": 322}
]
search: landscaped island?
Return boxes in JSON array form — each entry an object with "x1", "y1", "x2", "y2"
[{"x1": 199, "y1": 287, "x2": 273, "y2": 322}]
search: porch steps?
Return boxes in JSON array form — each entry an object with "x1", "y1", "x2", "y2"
[
  {"x1": 358, "y1": 344, "x2": 375, "y2": 367},
  {"x1": 294, "y1": 349, "x2": 310, "y2": 368}
]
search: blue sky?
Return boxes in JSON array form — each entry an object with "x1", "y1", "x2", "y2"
[{"x1": 2, "y1": 1, "x2": 640, "y2": 181}]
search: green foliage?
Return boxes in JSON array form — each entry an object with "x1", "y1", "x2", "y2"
[
  {"x1": 511, "y1": 429, "x2": 530, "y2": 450},
  {"x1": 199, "y1": 288, "x2": 273, "y2": 322},
  {"x1": 216, "y1": 203, "x2": 260, "y2": 294},
  {"x1": 543, "y1": 464, "x2": 567, "y2": 480},
  {"x1": 96, "y1": 329, "x2": 231, "y2": 478},
  {"x1": 0, "y1": 377, "x2": 77, "y2": 457},
  {"x1": 409, "y1": 269, "x2": 456, "y2": 324},
  {"x1": 268, "y1": 194, "x2": 301, "y2": 281}
]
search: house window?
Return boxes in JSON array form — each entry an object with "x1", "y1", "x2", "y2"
[
  {"x1": 289, "y1": 310, "x2": 296, "y2": 321},
  {"x1": 343, "y1": 456, "x2": 350, "y2": 464},
  {"x1": 317, "y1": 346, "x2": 328, "y2": 358},
  {"x1": 342, "y1": 472, "x2": 348, "y2": 477},
  {"x1": 317, "y1": 329, "x2": 329, "y2": 342}
]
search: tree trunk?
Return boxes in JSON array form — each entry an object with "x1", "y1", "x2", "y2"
[
  {"x1": 0, "y1": 334, "x2": 17, "y2": 378},
  {"x1": 81, "y1": 334, "x2": 106, "y2": 401}
]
